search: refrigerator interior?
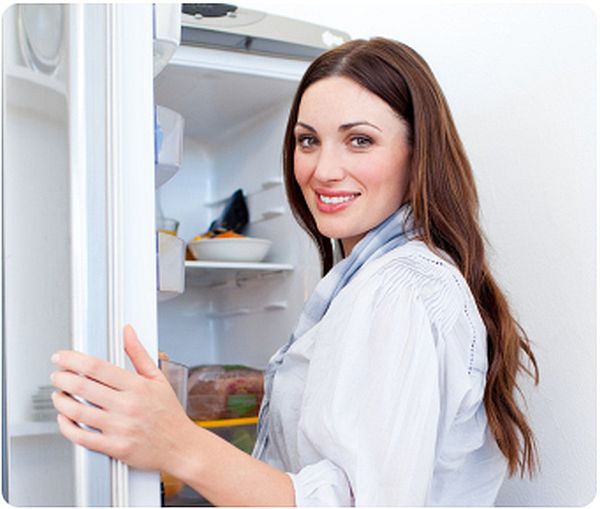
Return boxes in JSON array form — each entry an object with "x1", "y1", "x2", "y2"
[
  {"x1": 153, "y1": 46, "x2": 322, "y2": 505},
  {"x1": 2, "y1": 5, "x2": 76, "y2": 506},
  {"x1": 154, "y1": 46, "x2": 321, "y2": 371}
]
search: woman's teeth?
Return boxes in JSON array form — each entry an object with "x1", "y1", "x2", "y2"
[{"x1": 319, "y1": 194, "x2": 357, "y2": 204}]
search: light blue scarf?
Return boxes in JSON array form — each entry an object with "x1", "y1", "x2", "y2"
[{"x1": 253, "y1": 204, "x2": 416, "y2": 458}]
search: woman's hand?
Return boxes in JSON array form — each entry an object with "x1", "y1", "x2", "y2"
[
  {"x1": 50, "y1": 325, "x2": 196, "y2": 473},
  {"x1": 51, "y1": 325, "x2": 296, "y2": 506}
]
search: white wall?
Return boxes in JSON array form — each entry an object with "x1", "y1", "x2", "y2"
[{"x1": 238, "y1": 0, "x2": 597, "y2": 506}]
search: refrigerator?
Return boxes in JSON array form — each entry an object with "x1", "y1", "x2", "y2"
[{"x1": 1, "y1": 3, "x2": 349, "y2": 506}]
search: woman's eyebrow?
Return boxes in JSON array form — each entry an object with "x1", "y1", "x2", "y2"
[
  {"x1": 339, "y1": 121, "x2": 382, "y2": 132},
  {"x1": 295, "y1": 120, "x2": 383, "y2": 132},
  {"x1": 295, "y1": 121, "x2": 316, "y2": 132}
]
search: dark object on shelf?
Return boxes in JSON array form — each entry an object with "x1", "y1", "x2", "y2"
[{"x1": 209, "y1": 189, "x2": 249, "y2": 235}]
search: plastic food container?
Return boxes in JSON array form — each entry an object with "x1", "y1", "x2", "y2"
[
  {"x1": 160, "y1": 359, "x2": 189, "y2": 408},
  {"x1": 187, "y1": 365, "x2": 264, "y2": 421},
  {"x1": 159, "y1": 359, "x2": 189, "y2": 502}
]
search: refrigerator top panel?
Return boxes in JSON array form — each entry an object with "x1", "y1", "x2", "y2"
[{"x1": 180, "y1": 3, "x2": 350, "y2": 60}]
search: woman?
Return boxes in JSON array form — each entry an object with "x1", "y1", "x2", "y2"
[{"x1": 50, "y1": 38, "x2": 538, "y2": 506}]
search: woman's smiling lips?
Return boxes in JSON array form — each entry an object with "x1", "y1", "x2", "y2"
[{"x1": 314, "y1": 188, "x2": 361, "y2": 213}]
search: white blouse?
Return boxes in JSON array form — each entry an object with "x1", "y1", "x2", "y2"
[{"x1": 259, "y1": 240, "x2": 508, "y2": 506}]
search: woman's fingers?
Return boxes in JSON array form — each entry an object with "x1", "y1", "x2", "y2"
[
  {"x1": 56, "y1": 414, "x2": 117, "y2": 456},
  {"x1": 124, "y1": 324, "x2": 161, "y2": 379},
  {"x1": 50, "y1": 370, "x2": 118, "y2": 410},
  {"x1": 52, "y1": 391, "x2": 108, "y2": 432},
  {"x1": 52, "y1": 325, "x2": 160, "y2": 390},
  {"x1": 52, "y1": 348, "x2": 138, "y2": 391},
  {"x1": 54, "y1": 393, "x2": 137, "y2": 463}
]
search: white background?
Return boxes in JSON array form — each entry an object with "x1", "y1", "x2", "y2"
[
  {"x1": 236, "y1": 0, "x2": 597, "y2": 506},
  {"x1": 0, "y1": 1, "x2": 594, "y2": 506}
]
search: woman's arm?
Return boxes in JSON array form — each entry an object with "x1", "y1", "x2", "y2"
[
  {"x1": 50, "y1": 325, "x2": 295, "y2": 507},
  {"x1": 169, "y1": 421, "x2": 295, "y2": 506}
]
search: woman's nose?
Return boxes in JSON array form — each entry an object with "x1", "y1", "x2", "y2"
[{"x1": 313, "y1": 145, "x2": 345, "y2": 182}]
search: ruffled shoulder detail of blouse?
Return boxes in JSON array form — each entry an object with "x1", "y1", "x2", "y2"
[{"x1": 348, "y1": 240, "x2": 484, "y2": 342}]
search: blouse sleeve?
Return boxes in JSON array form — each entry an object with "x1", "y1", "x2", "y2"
[
  {"x1": 288, "y1": 459, "x2": 354, "y2": 506},
  {"x1": 289, "y1": 273, "x2": 443, "y2": 506}
]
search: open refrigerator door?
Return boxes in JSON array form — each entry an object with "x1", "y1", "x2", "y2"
[{"x1": 2, "y1": 3, "x2": 159, "y2": 506}]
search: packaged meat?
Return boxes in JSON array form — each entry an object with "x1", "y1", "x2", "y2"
[{"x1": 187, "y1": 365, "x2": 264, "y2": 421}]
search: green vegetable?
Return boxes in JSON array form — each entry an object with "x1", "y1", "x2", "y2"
[{"x1": 227, "y1": 394, "x2": 257, "y2": 417}]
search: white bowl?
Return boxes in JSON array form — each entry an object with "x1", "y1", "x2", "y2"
[{"x1": 188, "y1": 237, "x2": 272, "y2": 263}]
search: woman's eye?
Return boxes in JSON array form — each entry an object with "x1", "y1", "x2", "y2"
[
  {"x1": 297, "y1": 135, "x2": 317, "y2": 149},
  {"x1": 350, "y1": 135, "x2": 373, "y2": 148}
]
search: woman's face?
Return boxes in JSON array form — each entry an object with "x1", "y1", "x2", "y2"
[{"x1": 293, "y1": 76, "x2": 412, "y2": 255}]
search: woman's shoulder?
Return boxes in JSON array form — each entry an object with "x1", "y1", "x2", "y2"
[
  {"x1": 358, "y1": 240, "x2": 476, "y2": 330},
  {"x1": 360, "y1": 239, "x2": 464, "y2": 290}
]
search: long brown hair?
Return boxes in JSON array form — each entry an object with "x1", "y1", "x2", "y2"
[{"x1": 283, "y1": 38, "x2": 539, "y2": 478}]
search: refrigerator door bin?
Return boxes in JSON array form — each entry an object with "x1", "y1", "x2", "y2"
[
  {"x1": 4, "y1": 63, "x2": 67, "y2": 119},
  {"x1": 158, "y1": 231, "x2": 186, "y2": 300},
  {"x1": 153, "y1": 3, "x2": 182, "y2": 78},
  {"x1": 17, "y1": 4, "x2": 65, "y2": 76},
  {"x1": 155, "y1": 105, "x2": 185, "y2": 188}
]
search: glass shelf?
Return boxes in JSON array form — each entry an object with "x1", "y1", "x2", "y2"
[
  {"x1": 5, "y1": 63, "x2": 67, "y2": 122},
  {"x1": 10, "y1": 421, "x2": 59, "y2": 438},
  {"x1": 185, "y1": 260, "x2": 293, "y2": 287}
]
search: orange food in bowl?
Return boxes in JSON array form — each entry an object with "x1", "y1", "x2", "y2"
[
  {"x1": 192, "y1": 230, "x2": 246, "y2": 241},
  {"x1": 161, "y1": 472, "x2": 184, "y2": 498},
  {"x1": 192, "y1": 232, "x2": 210, "y2": 241},
  {"x1": 215, "y1": 231, "x2": 246, "y2": 238}
]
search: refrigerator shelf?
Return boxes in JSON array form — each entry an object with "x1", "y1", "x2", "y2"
[
  {"x1": 10, "y1": 421, "x2": 59, "y2": 438},
  {"x1": 206, "y1": 300, "x2": 287, "y2": 319},
  {"x1": 5, "y1": 63, "x2": 66, "y2": 121},
  {"x1": 185, "y1": 260, "x2": 293, "y2": 287},
  {"x1": 205, "y1": 178, "x2": 284, "y2": 207},
  {"x1": 4, "y1": 62, "x2": 66, "y2": 95}
]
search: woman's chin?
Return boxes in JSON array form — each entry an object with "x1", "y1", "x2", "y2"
[{"x1": 314, "y1": 223, "x2": 362, "y2": 244}]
